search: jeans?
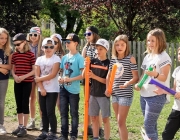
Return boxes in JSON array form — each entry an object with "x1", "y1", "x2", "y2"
[
  {"x1": 0, "y1": 79, "x2": 8, "y2": 125},
  {"x1": 140, "y1": 94, "x2": 166, "y2": 140},
  {"x1": 39, "y1": 92, "x2": 58, "y2": 133},
  {"x1": 60, "y1": 86, "x2": 80, "y2": 138}
]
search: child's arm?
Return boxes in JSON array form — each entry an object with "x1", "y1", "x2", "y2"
[
  {"x1": 64, "y1": 68, "x2": 84, "y2": 83},
  {"x1": 105, "y1": 70, "x2": 111, "y2": 97},
  {"x1": 88, "y1": 70, "x2": 106, "y2": 84},
  {"x1": 81, "y1": 46, "x2": 87, "y2": 58},
  {"x1": 35, "y1": 65, "x2": 46, "y2": 96},
  {"x1": 11, "y1": 64, "x2": 20, "y2": 83},
  {"x1": 0, "y1": 54, "x2": 12, "y2": 70},
  {"x1": 18, "y1": 65, "x2": 35, "y2": 82},
  {"x1": 34, "y1": 62, "x2": 60, "y2": 82},
  {"x1": 120, "y1": 56, "x2": 139, "y2": 88},
  {"x1": 58, "y1": 68, "x2": 64, "y2": 84}
]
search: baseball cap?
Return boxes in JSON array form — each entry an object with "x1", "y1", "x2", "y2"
[
  {"x1": 51, "y1": 34, "x2": 62, "y2": 43},
  {"x1": 94, "y1": 38, "x2": 109, "y2": 51},
  {"x1": 42, "y1": 38, "x2": 55, "y2": 46},
  {"x1": 87, "y1": 26, "x2": 98, "y2": 35},
  {"x1": 61, "y1": 33, "x2": 80, "y2": 44},
  {"x1": 30, "y1": 27, "x2": 41, "y2": 34},
  {"x1": 13, "y1": 33, "x2": 27, "y2": 42}
]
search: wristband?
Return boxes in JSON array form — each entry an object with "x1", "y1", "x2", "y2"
[{"x1": 154, "y1": 72, "x2": 159, "y2": 79}]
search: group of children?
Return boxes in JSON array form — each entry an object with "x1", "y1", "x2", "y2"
[{"x1": 0, "y1": 26, "x2": 179, "y2": 140}]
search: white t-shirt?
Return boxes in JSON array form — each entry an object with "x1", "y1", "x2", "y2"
[
  {"x1": 35, "y1": 54, "x2": 61, "y2": 92},
  {"x1": 140, "y1": 51, "x2": 171, "y2": 97},
  {"x1": 172, "y1": 66, "x2": 180, "y2": 111}
]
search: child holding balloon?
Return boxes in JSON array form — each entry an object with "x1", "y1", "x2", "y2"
[
  {"x1": 83, "y1": 38, "x2": 110, "y2": 140},
  {"x1": 106, "y1": 35, "x2": 139, "y2": 140},
  {"x1": 134, "y1": 28, "x2": 171, "y2": 140}
]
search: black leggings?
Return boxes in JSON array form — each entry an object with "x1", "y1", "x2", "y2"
[{"x1": 14, "y1": 82, "x2": 32, "y2": 114}]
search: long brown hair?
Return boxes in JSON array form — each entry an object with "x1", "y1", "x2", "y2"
[
  {"x1": 0, "y1": 28, "x2": 11, "y2": 56},
  {"x1": 112, "y1": 35, "x2": 130, "y2": 59},
  {"x1": 145, "y1": 28, "x2": 167, "y2": 54}
]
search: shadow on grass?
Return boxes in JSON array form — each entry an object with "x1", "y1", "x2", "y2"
[{"x1": 0, "y1": 133, "x2": 36, "y2": 140}]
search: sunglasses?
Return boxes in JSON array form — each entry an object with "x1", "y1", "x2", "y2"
[
  {"x1": 84, "y1": 32, "x2": 92, "y2": 36},
  {"x1": 54, "y1": 41, "x2": 58, "y2": 45},
  {"x1": 44, "y1": 46, "x2": 54, "y2": 49},
  {"x1": 65, "y1": 40, "x2": 71, "y2": 44},
  {"x1": 29, "y1": 34, "x2": 38, "y2": 37},
  {"x1": 14, "y1": 42, "x2": 23, "y2": 47}
]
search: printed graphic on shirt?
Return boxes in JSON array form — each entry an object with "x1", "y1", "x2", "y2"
[
  {"x1": 115, "y1": 63, "x2": 124, "y2": 79},
  {"x1": 41, "y1": 64, "x2": 52, "y2": 85},
  {"x1": 64, "y1": 61, "x2": 73, "y2": 85}
]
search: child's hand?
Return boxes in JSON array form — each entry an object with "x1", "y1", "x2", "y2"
[
  {"x1": 88, "y1": 70, "x2": 96, "y2": 79},
  {"x1": 0, "y1": 68, "x2": 8, "y2": 75},
  {"x1": 104, "y1": 89, "x2": 111, "y2": 97},
  {"x1": 145, "y1": 66, "x2": 158, "y2": 77},
  {"x1": 134, "y1": 84, "x2": 141, "y2": 91},
  {"x1": 58, "y1": 76, "x2": 64, "y2": 84},
  {"x1": 175, "y1": 92, "x2": 180, "y2": 99},
  {"x1": 14, "y1": 75, "x2": 21, "y2": 83},
  {"x1": 18, "y1": 75, "x2": 25, "y2": 82},
  {"x1": 40, "y1": 88, "x2": 46, "y2": 96},
  {"x1": 84, "y1": 59, "x2": 90, "y2": 67},
  {"x1": 34, "y1": 77, "x2": 41, "y2": 83},
  {"x1": 64, "y1": 77, "x2": 71, "y2": 83},
  {"x1": 119, "y1": 81, "x2": 128, "y2": 89}
]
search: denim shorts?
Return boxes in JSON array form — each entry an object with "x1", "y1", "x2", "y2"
[{"x1": 112, "y1": 96, "x2": 133, "y2": 106}]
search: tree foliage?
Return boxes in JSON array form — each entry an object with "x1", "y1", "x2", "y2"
[
  {"x1": 63, "y1": 0, "x2": 180, "y2": 41},
  {"x1": 42, "y1": 0, "x2": 83, "y2": 37},
  {"x1": 0, "y1": 0, "x2": 42, "y2": 36}
]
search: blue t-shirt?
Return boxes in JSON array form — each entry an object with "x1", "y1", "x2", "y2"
[
  {"x1": 0, "y1": 49, "x2": 10, "y2": 80},
  {"x1": 60, "y1": 52, "x2": 84, "y2": 94}
]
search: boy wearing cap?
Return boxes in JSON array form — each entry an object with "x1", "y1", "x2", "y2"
[
  {"x1": 82, "y1": 39, "x2": 110, "y2": 140},
  {"x1": 58, "y1": 33, "x2": 84, "y2": 140},
  {"x1": 34, "y1": 38, "x2": 60, "y2": 140}
]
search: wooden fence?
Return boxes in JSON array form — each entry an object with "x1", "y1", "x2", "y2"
[{"x1": 63, "y1": 40, "x2": 180, "y2": 87}]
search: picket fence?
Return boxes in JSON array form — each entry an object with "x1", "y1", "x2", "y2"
[{"x1": 63, "y1": 40, "x2": 180, "y2": 87}]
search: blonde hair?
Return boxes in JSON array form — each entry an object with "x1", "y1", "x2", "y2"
[
  {"x1": 15, "y1": 41, "x2": 31, "y2": 53},
  {"x1": 112, "y1": 35, "x2": 130, "y2": 59},
  {"x1": 27, "y1": 33, "x2": 43, "y2": 57},
  {"x1": 145, "y1": 28, "x2": 167, "y2": 54},
  {"x1": 0, "y1": 28, "x2": 11, "y2": 56}
]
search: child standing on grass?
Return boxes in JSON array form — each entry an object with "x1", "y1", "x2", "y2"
[
  {"x1": 0, "y1": 28, "x2": 12, "y2": 135},
  {"x1": 106, "y1": 35, "x2": 139, "y2": 140},
  {"x1": 34, "y1": 38, "x2": 60, "y2": 140},
  {"x1": 11, "y1": 33, "x2": 35, "y2": 137},
  {"x1": 58, "y1": 33, "x2": 84, "y2": 140},
  {"x1": 83, "y1": 39, "x2": 111, "y2": 140},
  {"x1": 81, "y1": 26, "x2": 104, "y2": 137},
  {"x1": 51, "y1": 33, "x2": 65, "y2": 113},
  {"x1": 154, "y1": 47, "x2": 180, "y2": 140},
  {"x1": 27, "y1": 27, "x2": 43, "y2": 130},
  {"x1": 134, "y1": 28, "x2": 171, "y2": 140}
]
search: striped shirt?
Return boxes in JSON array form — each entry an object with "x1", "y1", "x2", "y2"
[
  {"x1": 109, "y1": 55, "x2": 138, "y2": 98},
  {"x1": 11, "y1": 51, "x2": 35, "y2": 82}
]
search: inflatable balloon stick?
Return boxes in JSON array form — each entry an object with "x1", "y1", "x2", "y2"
[
  {"x1": 108, "y1": 64, "x2": 117, "y2": 94},
  {"x1": 149, "y1": 78, "x2": 176, "y2": 95},
  {"x1": 83, "y1": 57, "x2": 90, "y2": 140},
  {"x1": 137, "y1": 66, "x2": 153, "y2": 89}
]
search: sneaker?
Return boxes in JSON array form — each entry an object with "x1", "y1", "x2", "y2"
[
  {"x1": 12, "y1": 126, "x2": 21, "y2": 135},
  {"x1": 88, "y1": 126, "x2": 93, "y2": 136},
  {"x1": 59, "y1": 135, "x2": 68, "y2": 140},
  {"x1": 39, "y1": 120, "x2": 43, "y2": 131},
  {"x1": 70, "y1": 136, "x2": 77, "y2": 140},
  {"x1": 27, "y1": 120, "x2": 35, "y2": 130},
  {"x1": 0, "y1": 124, "x2": 6, "y2": 135},
  {"x1": 47, "y1": 132, "x2": 58, "y2": 140},
  {"x1": 35, "y1": 132, "x2": 48, "y2": 140},
  {"x1": 17, "y1": 127, "x2": 27, "y2": 137},
  {"x1": 99, "y1": 128, "x2": 104, "y2": 138}
]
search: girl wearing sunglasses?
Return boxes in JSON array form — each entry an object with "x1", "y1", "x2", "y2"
[
  {"x1": 27, "y1": 27, "x2": 44, "y2": 131},
  {"x1": 11, "y1": 33, "x2": 36, "y2": 137},
  {"x1": 0, "y1": 28, "x2": 12, "y2": 135},
  {"x1": 51, "y1": 33, "x2": 65, "y2": 114},
  {"x1": 81, "y1": 26, "x2": 104, "y2": 138},
  {"x1": 34, "y1": 38, "x2": 60, "y2": 140}
]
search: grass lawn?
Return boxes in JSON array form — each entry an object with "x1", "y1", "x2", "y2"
[{"x1": 4, "y1": 77, "x2": 180, "y2": 140}]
